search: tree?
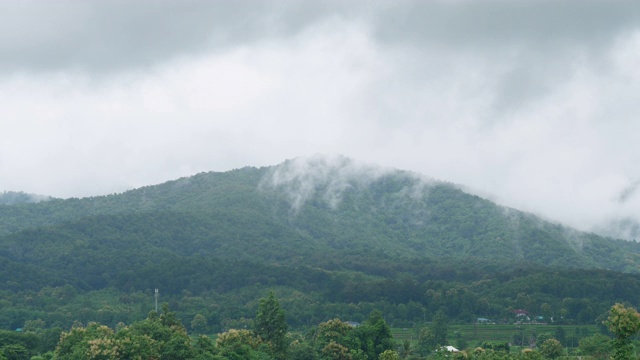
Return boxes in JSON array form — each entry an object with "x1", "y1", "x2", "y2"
[
  {"x1": 1, "y1": 345, "x2": 28, "y2": 360},
  {"x1": 553, "y1": 326, "x2": 566, "y2": 346},
  {"x1": 432, "y1": 311, "x2": 449, "y2": 347},
  {"x1": 289, "y1": 339, "x2": 318, "y2": 360},
  {"x1": 315, "y1": 318, "x2": 360, "y2": 356},
  {"x1": 418, "y1": 327, "x2": 436, "y2": 355},
  {"x1": 216, "y1": 328, "x2": 266, "y2": 358},
  {"x1": 22, "y1": 319, "x2": 45, "y2": 334},
  {"x1": 54, "y1": 322, "x2": 115, "y2": 360},
  {"x1": 122, "y1": 305, "x2": 196, "y2": 360},
  {"x1": 191, "y1": 314, "x2": 208, "y2": 334},
  {"x1": 398, "y1": 339, "x2": 414, "y2": 359},
  {"x1": 379, "y1": 349, "x2": 401, "y2": 360},
  {"x1": 604, "y1": 303, "x2": 640, "y2": 360},
  {"x1": 480, "y1": 341, "x2": 509, "y2": 353},
  {"x1": 419, "y1": 311, "x2": 449, "y2": 354},
  {"x1": 321, "y1": 341, "x2": 351, "y2": 360},
  {"x1": 193, "y1": 335, "x2": 217, "y2": 358},
  {"x1": 254, "y1": 291, "x2": 289, "y2": 356},
  {"x1": 356, "y1": 310, "x2": 394, "y2": 359},
  {"x1": 54, "y1": 308, "x2": 195, "y2": 360},
  {"x1": 535, "y1": 333, "x2": 553, "y2": 345},
  {"x1": 160, "y1": 303, "x2": 180, "y2": 327},
  {"x1": 520, "y1": 348, "x2": 542, "y2": 360},
  {"x1": 540, "y1": 303, "x2": 552, "y2": 321},
  {"x1": 578, "y1": 334, "x2": 612, "y2": 360},
  {"x1": 317, "y1": 319, "x2": 353, "y2": 346},
  {"x1": 539, "y1": 339, "x2": 563, "y2": 360}
]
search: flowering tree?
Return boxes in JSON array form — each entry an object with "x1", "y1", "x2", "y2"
[{"x1": 604, "y1": 303, "x2": 640, "y2": 360}]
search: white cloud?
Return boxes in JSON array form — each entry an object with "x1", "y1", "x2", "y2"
[{"x1": 1, "y1": 1, "x2": 640, "y2": 239}]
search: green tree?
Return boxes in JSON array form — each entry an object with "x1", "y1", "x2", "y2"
[
  {"x1": 539, "y1": 339, "x2": 563, "y2": 360},
  {"x1": 191, "y1": 314, "x2": 208, "y2": 334},
  {"x1": 289, "y1": 339, "x2": 318, "y2": 360},
  {"x1": 356, "y1": 310, "x2": 394, "y2": 359},
  {"x1": 540, "y1": 303, "x2": 552, "y2": 320},
  {"x1": 321, "y1": 341, "x2": 351, "y2": 360},
  {"x1": 254, "y1": 291, "x2": 289, "y2": 356},
  {"x1": 22, "y1": 319, "x2": 45, "y2": 334},
  {"x1": 193, "y1": 334, "x2": 217, "y2": 358},
  {"x1": 54, "y1": 308, "x2": 195, "y2": 360},
  {"x1": 54, "y1": 322, "x2": 115, "y2": 360},
  {"x1": 160, "y1": 303, "x2": 180, "y2": 327},
  {"x1": 379, "y1": 349, "x2": 401, "y2": 360},
  {"x1": 535, "y1": 333, "x2": 553, "y2": 345},
  {"x1": 216, "y1": 328, "x2": 265, "y2": 358},
  {"x1": 419, "y1": 311, "x2": 449, "y2": 354},
  {"x1": 113, "y1": 328, "x2": 160, "y2": 360},
  {"x1": 432, "y1": 311, "x2": 449, "y2": 347},
  {"x1": 480, "y1": 341, "x2": 509, "y2": 353},
  {"x1": 418, "y1": 327, "x2": 436, "y2": 355},
  {"x1": 520, "y1": 348, "x2": 542, "y2": 360},
  {"x1": 316, "y1": 319, "x2": 360, "y2": 353},
  {"x1": 578, "y1": 334, "x2": 612, "y2": 360},
  {"x1": 132, "y1": 307, "x2": 195, "y2": 360},
  {"x1": 604, "y1": 303, "x2": 640, "y2": 360},
  {"x1": 398, "y1": 339, "x2": 414, "y2": 359},
  {"x1": 1, "y1": 344, "x2": 28, "y2": 360}
]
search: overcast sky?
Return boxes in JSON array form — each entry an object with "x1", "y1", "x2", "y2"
[{"x1": 2, "y1": 0, "x2": 640, "y2": 238}]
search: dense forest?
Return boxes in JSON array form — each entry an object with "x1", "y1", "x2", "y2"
[
  {"x1": 2, "y1": 156, "x2": 640, "y2": 358},
  {"x1": 2, "y1": 292, "x2": 640, "y2": 359}
]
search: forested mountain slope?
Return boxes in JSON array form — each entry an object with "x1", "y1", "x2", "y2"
[
  {"x1": 1, "y1": 156, "x2": 638, "y2": 276},
  {"x1": 3, "y1": 156, "x2": 640, "y2": 331}
]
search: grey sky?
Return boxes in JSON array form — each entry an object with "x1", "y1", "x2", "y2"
[{"x1": 2, "y1": 0, "x2": 640, "y2": 239}]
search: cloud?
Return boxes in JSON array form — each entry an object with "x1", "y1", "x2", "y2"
[
  {"x1": 0, "y1": 1, "x2": 255, "y2": 73},
  {"x1": 618, "y1": 180, "x2": 640, "y2": 203},
  {"x1": 373, "y1": 1, "x2": 640, "y2": 47},
  {"x1": 6, "y1": 1, "x2": 638, "y2": 74},
  {"x1": 0, "y1": 19, "x2": 376, "y2": 197},
  {"x1": 0, "y1": 0, "x2": 362, "y2": 74},
  {"x1": 2, "y1": 1, "x2": 640, "y2": 239},
  {"x1": 260, "y1": 154, "x2": 395, "y2": 212}
]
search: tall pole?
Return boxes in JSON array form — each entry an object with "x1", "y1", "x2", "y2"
[{"x1": 155, "y1": 288, "x2": 159, "y2": 313}]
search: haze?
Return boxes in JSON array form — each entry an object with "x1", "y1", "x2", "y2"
[{"x1": 2, "y1": 0, "x2": 640, "y2": 239}]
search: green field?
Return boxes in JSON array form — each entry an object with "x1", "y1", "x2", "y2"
[{"x1": 392, "y1": 324, "x2": 599, "y2": 349}]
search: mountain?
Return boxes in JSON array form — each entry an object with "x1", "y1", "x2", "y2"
[
  {"x1": 2, "y1": 155, "x2": 640, "y2": 330},
  {"x1": 1, "y1": 155, "x2": 638, "y2": 273}
]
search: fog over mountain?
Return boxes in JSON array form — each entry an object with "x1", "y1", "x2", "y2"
[
  {"x1": 0, "y1": 191, "x2": 51, "y2": 205},
  {"x1": 2, "y1": 1, "x2": 640, "y2": 239},
  {"x1": 3, "y1": 155, "x2": 640, "y2": 279}
]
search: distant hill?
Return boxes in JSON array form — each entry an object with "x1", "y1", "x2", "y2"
[
  {"x1": 1, "y1": 155, "x2": 639, "y2": 279},
  {"x1": 3, "y1": 155, "x2": 640, "y2": 329}
]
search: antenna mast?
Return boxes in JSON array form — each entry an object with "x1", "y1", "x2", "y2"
[{"x1": 155, "y1": 288, "x2": 159, "y2": 313}]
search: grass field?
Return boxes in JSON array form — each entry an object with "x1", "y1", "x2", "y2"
[{"x1": 392, "y1": 324, "x2": 599, "y2": 348}]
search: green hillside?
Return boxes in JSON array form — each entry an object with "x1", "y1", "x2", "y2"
[
  {"x1": 2, "y1": 157, "x2": 639, "y2": 271},
  {"x1": 1, "y1": 156, "x2": 640, "y2": 332}
]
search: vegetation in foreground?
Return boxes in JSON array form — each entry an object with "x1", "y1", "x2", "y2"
[{"x1": 3, "y1": 293, "x2": 640, "y2": 360}]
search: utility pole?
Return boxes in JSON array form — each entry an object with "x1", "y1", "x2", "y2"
[{"x1": 155, "y1": 289, "x2": 159, "y2": 313}]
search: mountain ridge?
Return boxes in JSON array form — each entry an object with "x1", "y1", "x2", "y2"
[
  {"x1": 1, "y1": 155, "x2": 639, "y2": 275},
  {"x1": 4, "y1": 155, "x2": 640, "y2": 331}
]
